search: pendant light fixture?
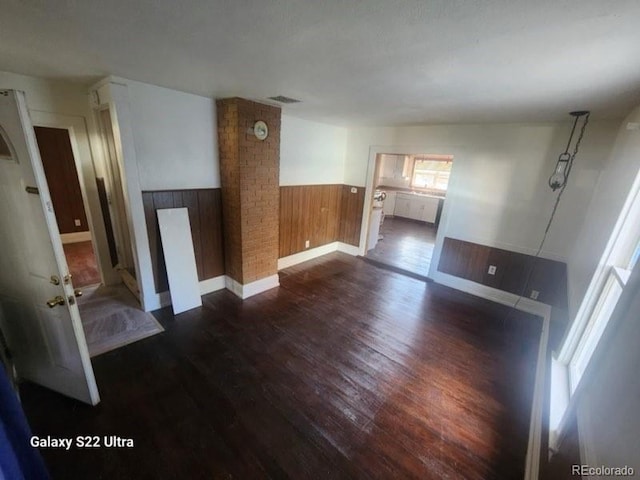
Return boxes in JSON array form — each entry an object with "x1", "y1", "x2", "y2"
[{"x1": 549, "y1": 111, "x2": 590, "y2": 191}]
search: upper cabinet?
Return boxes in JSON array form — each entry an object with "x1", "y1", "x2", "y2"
[{"x1": 380, "y1": 154, "x2": 409, "y2": 181}]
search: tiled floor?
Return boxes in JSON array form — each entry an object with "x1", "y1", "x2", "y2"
[
  {"x1": 62, "y1": 240, "x2": 101, "y2": 287},
  {"x1": 365, "y1": 216, "x2": 437, "y2": 277}
]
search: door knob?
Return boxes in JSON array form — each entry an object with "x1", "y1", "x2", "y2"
[
  {"x1": 46, "y1": 296, "x2": 66, "y2": 308},
  {"x1": 74, "y1": 289, "x2": 83, "y2": 297}
]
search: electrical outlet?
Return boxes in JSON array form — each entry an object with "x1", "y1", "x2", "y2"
[
  {"x1": 530, "y1": 290, "x2": 540, "y2": 300},
  {"x1": 74, "y1": 219, "x2": 81, "y2": 227},
  {"x1": 488, "y1": 265, "x2": 497, "y2": 275},
  {"x1": 305, "y1": 240, "x2": 310, "y2": 249}
]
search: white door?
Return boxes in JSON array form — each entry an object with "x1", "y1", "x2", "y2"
[{"x1": 0, "y1": 90, "x2": 99, "y2": 405}]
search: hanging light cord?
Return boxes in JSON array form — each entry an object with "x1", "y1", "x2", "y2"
[{"x1": 509, "y1": 113, "x2": 590, "y2": 316}]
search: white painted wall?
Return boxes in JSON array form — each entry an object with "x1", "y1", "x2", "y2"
[
  {"x1": 280, "y1": 115, "x2": 347, "y2": 186},
  {"x1": 345, "y1": 121, "x2": 619, "y2": 267},
  {"x1": 124, "y1": 80, "x2": 220, "y2": 190},
  {"x1": 0, "y1": 70, "x2": 91, "y2": 117},
  {"x1": 566, "y1": 106, "x2": 640, "y2": 319}
]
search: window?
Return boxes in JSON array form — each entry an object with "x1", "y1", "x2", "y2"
[
  {"x1": 410, "y1": 156, "x2": 452, "y2": 191},
  {"x1": 565, "y1": 186, "x2": 640, "y2": 391},
  {"x1": 0, "y1": 126, "x2": 16, "y2": 162},
  {"x1": 550, "y1": 168, "x2": 640, "y2": 447}
]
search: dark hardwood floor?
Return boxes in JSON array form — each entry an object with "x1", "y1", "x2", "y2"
[
  {"x1": 365, "y1": 217, "x2": 436, "y2": 278},
  {"x1": 63, "y1": 240, "x2": 101, "y2": 287},
  {"x1": 21, "y1": 252, "x2": 542, "y2": 479}
]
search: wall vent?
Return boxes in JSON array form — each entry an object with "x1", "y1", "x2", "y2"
[{"x1": 268, "y1": 95, "x2": 301, "y2": 104}]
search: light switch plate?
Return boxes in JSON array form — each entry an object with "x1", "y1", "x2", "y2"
[
  {"x1": 488, "y1": 265, "x2": 497, "y2": 275},
  {"x1": 74, "y1": 219, "x2": 81, "y2": 227}
]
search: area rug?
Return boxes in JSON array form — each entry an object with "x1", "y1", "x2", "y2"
[{"x1": 78, "y1": 285, "x2": 164, "y2": 357}]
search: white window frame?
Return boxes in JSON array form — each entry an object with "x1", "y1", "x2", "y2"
[
  {"x1": 410, "y1": 156, "x2": 452, "y2": 192},
  {"x1": 550, "y1": 167, "x2": 640, "y2": 450}
]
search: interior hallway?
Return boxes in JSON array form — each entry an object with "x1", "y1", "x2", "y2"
[
  {"x1": 365, "y1": 216, "x2": 437, "y2": 278},
  {"x1": 62, "y1": 241, "x2": 101, "y2": 287},
  {"x1": 21, "y1": 252, "x2": 542, "y2": 479}
]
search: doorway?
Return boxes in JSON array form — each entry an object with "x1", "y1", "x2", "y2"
[
  {"x1": 365, "y1": 153, "x2": 452, "y2": 278},
  {"x1": 34, "y1": 126, "x2": 101, "y2": 288},
  {"x1": 33, "y1": 124, "x2": 162, "y2": 359}
]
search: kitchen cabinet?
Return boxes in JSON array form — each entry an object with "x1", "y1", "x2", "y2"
[
  {"x1": 421, "y1": 197, "x2": 439, "y2": 223},
  {"x1": 394, "y1": 196, "x2": 412, "y2": 218},
  {"x1": 394, "y1": 193, "x2": 440, "y2": 223},
  {"x1": 381, "y1": 155, "x2": 408, "y2": 180},
  {"x1": 382, "y1": 191, "x2": 396, "y2": 215}
]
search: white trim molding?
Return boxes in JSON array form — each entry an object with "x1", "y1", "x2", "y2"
[
  {"x1": 337, "y1": 242, "x2": 360, "y2": 256},
  {"x1": 225, "y1": 274, "x2": 280, "y2": 300},
  {"x1": 278, "y1": 242, "x2": 341, "y2": 270},
  {"x1": 277, "y1": 241, "x2": 361, "y2": 270},
  {"x1": 147, "y1": 275, "x2": 226, "y2": 311},
  {"x1": 60, "y1": 231, "x2": 92, "y2": 244}
]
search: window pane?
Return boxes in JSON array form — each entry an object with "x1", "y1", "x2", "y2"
[
  {"x1": 411, "y1": 159, "x2": 452, "y2": 190},
  {"x1": 629, "y1": 240, "x2": 640, "y2": 270},
  {"x1": 0, "y1": 128, "x2": 13, "y2": 159},
  {"x1": 569, "y1": 271, "x2": 624, "y2": 393}
]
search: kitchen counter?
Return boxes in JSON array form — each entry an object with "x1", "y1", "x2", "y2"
[
  {"x1": 376, "y1": 185, "x2": 446, "y2": 200},
  {"x1": 378, "y1": 187, "x2": 444, "y2": 225}
]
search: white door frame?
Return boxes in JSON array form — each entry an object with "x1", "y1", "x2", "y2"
[
  {"x1": 360, "y1": 144, "x2": 462, "y2": 279},
  {"x1": 90, "y1": 78, "x2": 155, "y2": 311},
  {"x1": 31, "y1": 111, "x2": 119, "y2": 286},
  {"x1": 94, "y1": 106, "x2": 136, "y2": 273}
]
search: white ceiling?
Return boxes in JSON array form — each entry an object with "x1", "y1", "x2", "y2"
[{"x1": 2, "y1": 0, "x2": 640, "y2": 126}]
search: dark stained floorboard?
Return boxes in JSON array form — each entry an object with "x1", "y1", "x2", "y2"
[
  {"x1": 20, "y1": 252, "x2": 542, "y2": 479},
  {"x1": 365, "y1": 217, "x2": 437, "y2": 277}
]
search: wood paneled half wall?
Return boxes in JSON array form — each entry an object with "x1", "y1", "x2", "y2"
[
  {"x1": 280, "y1": 184, "x2": 365, "y2": 257},
  {"x1": 438, "y1": 237, "x2": 568, "y2": 309},
  {"x1": 142, "y1": 189, "x2": 224, "y2": 293}
]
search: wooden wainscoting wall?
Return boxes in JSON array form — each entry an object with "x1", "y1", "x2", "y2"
[
  {"x1": 339, "y1": 185, "x2": 365, "y2": 247},
  {"x1": 279, "y1": 184, "x2": 365, "y2": 257},
  {"x1": 280, "y1": 185, "x2": 342, "y2": 257},
  {"x1": 142, "y1": 189, "x2": 224, "y2": 293},
  {"x1": 438, "y1": 237, "x2": 568, "y2": 309}
]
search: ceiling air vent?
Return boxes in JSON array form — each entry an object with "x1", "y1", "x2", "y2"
[{"x1": 268, "y1": 95, "x2": 301, "y2": 104}]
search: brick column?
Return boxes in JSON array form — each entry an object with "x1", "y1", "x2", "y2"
[{"x1": 216, "y1": 98, "x2": 280, "y2": 297}]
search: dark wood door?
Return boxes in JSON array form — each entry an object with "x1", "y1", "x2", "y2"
[{"x1": 34, "y1": 126, "x2": 88, "y2": 234}]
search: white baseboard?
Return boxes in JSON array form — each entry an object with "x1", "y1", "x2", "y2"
[
  {"x1": 225, "y1": 274, "x2": 280, "y2": 299},
  {"x1": 61, "y1": 231, "x2": 92, "y2": 244},
  {"x1": 199, "y1": 276, "x2": 226, "y2": 296},
  {"x1": 431, "y1": 271, "x2": 550, "y2": 318},
  {"x1": 277, "y1": 241, "x2": 360, "y2": 270},
  {"x1": 146, "y1": 275, "x2": 226, "y2": 311},
  {"x1": 525, "y1": 309, "x2": 550, "y2": 480},
  {"x1": 337, "y1": 242, "x2": 361, "y2": 256},
  {"x1": 278, "y1": 242, "x2": 341, "y2": 270}
]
